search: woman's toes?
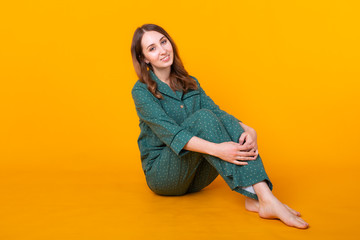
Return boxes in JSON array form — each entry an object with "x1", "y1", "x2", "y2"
[
  {"x1": 284, "y1": 216, "x2": 307, "y2": 229},
  {"x1": 284, "y1": 204, "x2": 301, "y2": 216},
  {"x1": 295, "y1": 217, "x2": 309, "y2": 229}
]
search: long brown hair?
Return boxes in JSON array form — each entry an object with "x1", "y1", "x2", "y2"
[{"x1": 131, "y1": 24, "x2": 198, "y2": 99}]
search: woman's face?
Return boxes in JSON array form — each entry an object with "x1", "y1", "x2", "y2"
[{"x1": 141, "y1": 31, "x2": 174, "y2": 72}]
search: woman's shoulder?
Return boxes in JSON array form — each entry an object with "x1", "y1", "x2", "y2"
[
  {"x1": 131, "y1": 80, "x2": 150, "y2": 96},
  {"x1": 132, "y1": 79, "x2": 147, "y2": 90},
  {"x1": 131, "y1": 80, "x2": 158, "y2": 103}
]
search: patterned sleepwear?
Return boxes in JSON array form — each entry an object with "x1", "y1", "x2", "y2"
[{"x1": 131, "y1": 70, "x2": 273, "y2": 200}]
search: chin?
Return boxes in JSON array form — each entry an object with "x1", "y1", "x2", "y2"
[
  {"x1": 157, "y1": 62, "x2": 173, "y2": 69},
  {"x1": 166, "y1": 59, "x2": 174, "y2": 67}
]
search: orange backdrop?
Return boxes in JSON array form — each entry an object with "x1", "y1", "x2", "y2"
[{"x1": 0, "y1": 0, "x2": 359, "y2": 239}]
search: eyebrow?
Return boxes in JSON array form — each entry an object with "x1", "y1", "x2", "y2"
[{"x1": 146, "y1": 35, "x2": 166, "y2": 50}]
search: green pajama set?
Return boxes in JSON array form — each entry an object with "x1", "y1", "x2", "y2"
[{"x1": 131, "y1": 70, "x2": 273, "y2": 200}]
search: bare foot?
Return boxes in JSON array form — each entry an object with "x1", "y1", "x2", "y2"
[
  {"x1": 245, "y1": 198, "x2": 301, "y2": 216},
  {"x1": 258, "y1": 197, "x2": 309, "y2": 229},
  {"x1": 284, "y1": 204, "x2": 301, "y2": 217},
  {"x1": 245, "y1": 197, "x2": 259, "y2": 213}
]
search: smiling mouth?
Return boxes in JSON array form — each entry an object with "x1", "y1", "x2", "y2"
[{"x1": 161, "y1": 55, "x2": 170, "y2": 61}]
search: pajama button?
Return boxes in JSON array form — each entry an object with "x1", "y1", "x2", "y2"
[{"x1": 180, "y1": 105, "x2": 184, "y2": 108}]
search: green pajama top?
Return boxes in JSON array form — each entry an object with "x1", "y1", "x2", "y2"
[{"x1": 131, "y1": 70, "x2": 243, "y2": 174}]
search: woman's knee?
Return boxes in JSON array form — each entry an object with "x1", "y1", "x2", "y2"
[
  {"x1": 187, "y1": 109, "x2": 222, "y2": 127},
  {"x1": 195, "y1": 108, "x2": 218, "y2": 119}
]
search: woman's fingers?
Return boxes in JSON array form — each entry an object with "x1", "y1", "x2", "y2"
[
  {"x1": 227, "y1": 153, "x2": 258, "y2": 166},
  {"x1": 235, "y1": 150, "x2": 258, "y2": 161},
  {"x1": 238, "y1": 132, "x2": 248, "y2": 145},
  {"x1": 238, "y1": 151, "x2": 257, "y2": 157},
  {"x1": 237, "y1": 144, "x2": 254, "y2": 151},
  {"x1": 233, "y1": 160, "x2": 248, "y2": 165},
  {"x1": 240, "y1": 148, "x2": 257, "y2": 154},
  {"x1": 219, "y1": 142, "x2": 259, "y2": 165},
  {"x1": 236, "y1": 156, "x2": 257, "y2": 161},
  {"x1": 232, "y1": 155, "x2": 257, "y2": 165}
]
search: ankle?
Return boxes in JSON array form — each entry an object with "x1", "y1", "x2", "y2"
[
  {"x1": 257, "y1": 194, "x2": 278, "y2": 205},
  {"x1": 253, "y1": 181, "x2": 276, "y2": 204}
]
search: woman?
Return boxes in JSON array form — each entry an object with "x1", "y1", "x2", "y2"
[{"x1": 130, "y1": 23, "x2": 309, "y2": 229}]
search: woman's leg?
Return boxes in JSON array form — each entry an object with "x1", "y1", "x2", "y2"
[
  {"x1": 146, "y1": 108, "x2": 309, "y2": 228},
  {"x1": 145, "y1": 148, "x2": 204, "y2": 196},
  {"x1": 145, "y1": 108, "x2": 269, "y2": 197},
  {"x1": 179, "y1": 109, "x2": 273, "y2": 200},
  {"x1": 247, "y1": 181, "x2": 309, "y2": 229},
  {"x1": 181, "y1": 109, "x2": 309, "y2": 229},
  {"x1": 186, "y1": 158, "x2": 219, "y2": 193}
]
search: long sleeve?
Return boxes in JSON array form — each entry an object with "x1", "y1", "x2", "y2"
[{"x1": 132, "y1": 84, "x2": 195, "y2": 156}]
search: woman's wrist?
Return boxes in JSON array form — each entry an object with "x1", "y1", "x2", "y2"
[
  {"x1": 239, "y1": 122, "x2": 250, "y2": 131},
  {"x1": 208, "y1": 142, "x2": 220, "y2": 157},
  {"x1": 184, "y1": 136, "x2": 220, "y2": 157}
]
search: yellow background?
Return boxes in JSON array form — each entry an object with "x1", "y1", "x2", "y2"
[{"x1": 1, "y1": 0, "x2": 359, "y2": 239}]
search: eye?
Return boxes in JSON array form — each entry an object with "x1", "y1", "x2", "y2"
[
  {"x1": 149, "y1": 47, "x2": 155, "y2": 51},
  {"x1": 161, "y1": 39, "x2": 167, "y2": 44}
]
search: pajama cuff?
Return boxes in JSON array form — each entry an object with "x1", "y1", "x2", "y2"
[
  {"x1": 233, "y1": 178, "x2": 273, "y2": 200},
  {"x1": 169, "y1": 129, "x2": 195, "y2": 156},
  {"x1": 232, "y1": 115, "x2": 242, "y2": 123}
]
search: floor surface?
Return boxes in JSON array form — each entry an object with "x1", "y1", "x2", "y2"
[{"x1": 1, "y1": 162, "x2": 359, "y2": 240}]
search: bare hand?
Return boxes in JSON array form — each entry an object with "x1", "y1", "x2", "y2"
[
  {"x1": 214, "y1": 141, "x2": 257, "y2": 165},
  {"x1": 238, "y1": 128, "x2": 258, "y2": 159}
]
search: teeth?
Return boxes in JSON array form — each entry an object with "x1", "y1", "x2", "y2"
[{"x1": 162, "y1": 55, "x2": 169, "y2": 61}]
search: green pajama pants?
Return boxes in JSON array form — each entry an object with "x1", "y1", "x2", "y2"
[{"x1": 145, "y1": 109, "x2": 273, "y2": 200}]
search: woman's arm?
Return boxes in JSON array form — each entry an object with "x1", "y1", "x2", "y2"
[
  {"x1": 239, "y1": 122, "x2": 252, "y2": 131},
  {"x1": 132, "y1": 85, "x2": 195, "y2": 156},
  {"x1": 183, "y1": 136, "x2": 257, "y2": 166}
]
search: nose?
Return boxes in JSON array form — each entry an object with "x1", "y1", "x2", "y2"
[{"x1": 159, "y1": 45, "x2": 167, "y2": 54}]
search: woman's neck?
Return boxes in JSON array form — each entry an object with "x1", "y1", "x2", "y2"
[{"x1": 153, "y1": 67, "x2": 171, "y2": 84}]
